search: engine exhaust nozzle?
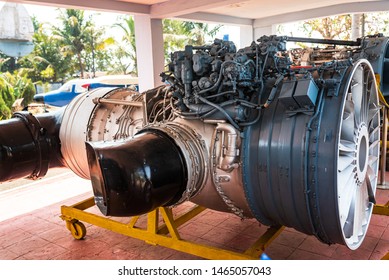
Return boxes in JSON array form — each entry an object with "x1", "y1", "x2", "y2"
[{"x1": 85, "y1": 130, "x2": 188, "y2": 216}]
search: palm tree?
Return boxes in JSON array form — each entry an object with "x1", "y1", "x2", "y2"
[
  {"x1": 83, "y1": 27, "x2": 115, "y2": 77},
  {"x1": 20, "y1": 22, "x2": 72, "y2": 82},
  {"x1": 109, "y1": 44, "x2": 136, "y2": 75},
  {"x1": 182, "y1": 21, "x2": 221, "y2": 45},
  {"x1": 163, "y1": 19, "x2": 190, "y2": 59},
  {"x1": 113, "y1": 16, "x2": 137, "y2": 75},
  {"x1": 163, "y1": 19, "x2": 221, "y2": 61},
  {"x1": 52, "y1": 9, "x2": 92, "y2": 78},
  {"x1": 111, "y1": 17, "x2": 222, "y2": 73}
]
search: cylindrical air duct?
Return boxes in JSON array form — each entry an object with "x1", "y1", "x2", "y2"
[{"x1": 0, "y1": 109, "x2": 64, "y2": 182}]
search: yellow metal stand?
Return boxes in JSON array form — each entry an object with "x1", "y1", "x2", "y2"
[
  {"x1": 60, "y1": 197, "x2": 284, "y2": 260},
  {"x1": 373, "y1": 200, "x2": 389, "y2": 260},
  {"x1": 373, "y1": 201, "x2": 389, "y2": 216}
]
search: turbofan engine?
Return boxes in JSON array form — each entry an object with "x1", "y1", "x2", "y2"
[{"x1": 0, "y1": 35, "x2": 385, "y2": 250}]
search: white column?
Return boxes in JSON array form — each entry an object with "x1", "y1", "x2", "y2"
[
  {"x1": 134, "y1": 15, "x2": 164, "y2": 92},
  {"x1": 239, "y1": 25, "x2": 254, "y2": 48},
  {"x1": 351, "y1": 14, "x2": 363, "y2": 40},
  {"x1": 254, "y1": 25, "x2": 275, "y2": 39}
]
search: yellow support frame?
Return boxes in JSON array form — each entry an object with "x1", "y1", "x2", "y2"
[
  {"x1": 60, "y1": 197, "x2": 284, "y2": 260},
  {"x1": 373, "y1": 200, "x2": 389, "y2": 260},
  {"x1": 373, "y1": 201, "x2": 389, "y2": 216}
]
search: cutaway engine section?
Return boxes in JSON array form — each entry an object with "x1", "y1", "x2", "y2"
[{"x1": 1, "y1": 34, "x2": 388, "y2": 250}]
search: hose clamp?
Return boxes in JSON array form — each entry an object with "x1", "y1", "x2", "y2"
[{"x1": 13, "y1": 111, "x2": 50, "y2": 179}]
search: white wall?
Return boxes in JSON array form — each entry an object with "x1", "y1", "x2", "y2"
[{"x1": 254, "y1": 25, "x2": 276, "y2": 39}]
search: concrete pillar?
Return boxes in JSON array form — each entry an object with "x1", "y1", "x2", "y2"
[
  {"x1": 239, "y1": 25, "x2": 254, "y2": 48},
  {"x1": 254, "y1": 25, "x2": 275, "y2": 40},
  {"x1": 134, "y1": 15, "x2": 164, "y2": 92},
  {"x1": 351, "y1": 14, "x2": 363, "y2": 40}
]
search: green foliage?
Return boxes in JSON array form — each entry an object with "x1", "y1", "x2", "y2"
[
  {"x1": 19, "y1": 22, "x2": 73, "y2": 82},
  {"x1": 0, "y1": 71, "x2": 35, "y2": 119},
  {"x1": 82, "y1": 27, "x2": 115, "y2": 77},
  {"x1": 109, "y1": 16, "x2": 222, "y2": 74},
  {"x1": 301, "y1": 15, "x2": 352, "y2": 40},
  {"x1": 0, "y1": 9, "x2": 223, "y2": 118},
  {"x1": 52, "y1": 9, "x2": 92, "y2": 78},
  {"x1": 0, "y1": 53, "x2": 18, "y2": 73},
  {"x1": 11, "y1": 70, "x2": 36, "y2": 105},
  {"x1": 111, "y1": 16, "x2": 137, "y2": 75},
  {"x1": 163, "y1": 19, "x2": 221, "y2": 61},
  {"x1": 0, "y1": 56, "x2": 10, "y2": 72},
  {"x1": 181, "y1": 21, "x2": 221, "y2": 45},
  {"x1": 364, "y1": 12, "x2": 389, "y2": 36},
  {"x1": 163, "y1": 19, "x2": 191, "y2": 61},
  {"x1": 108, "y1": 44, "x2": 135, "y2": 75},
  {"x1": 279, "y1": 12, "x2": 389, "y2": 41},
  {"x1": 0, "y1": 74, "x2": 13, "y2": 119}
]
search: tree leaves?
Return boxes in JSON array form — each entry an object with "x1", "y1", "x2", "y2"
[{"x1": 302, "y1": 15, "x2": 352, "y2": 40}]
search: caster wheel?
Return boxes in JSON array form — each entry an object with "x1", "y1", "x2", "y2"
[{"x1": 69, "y1": 221, "x2": 86, "y2": 240}]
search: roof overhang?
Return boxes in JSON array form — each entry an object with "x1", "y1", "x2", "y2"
[{"x1": 4, "y1": 0, "x2": 389, "y2": 26}]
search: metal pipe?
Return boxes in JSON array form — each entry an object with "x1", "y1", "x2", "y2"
[
  {"x1": 286, "y1": 36, "x2": 361, "y2": 46},
  {"x1": 93, "y1": 97, "x2": 143, "y2": 107},
  {"x1": 0, "y1": 109, "x2": 65, "y2": 182},
  {"x1": 379, "y1": 107, "x2": 388, "y2": 188},
  {"x1": 215, "y1": 123, "x2": 239, "y2": 171}
]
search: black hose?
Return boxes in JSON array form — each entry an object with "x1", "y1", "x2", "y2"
[
  {"x1": 263, "y1": 75, "x2": 284, "y2": 108},
  {"x1": 196, "y1": 95, "x2": 240, "y2": 129}
]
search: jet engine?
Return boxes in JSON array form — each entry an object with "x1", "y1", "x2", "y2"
[{"x1": 1, "y1": 35, "x2": 387, "y2": 250}]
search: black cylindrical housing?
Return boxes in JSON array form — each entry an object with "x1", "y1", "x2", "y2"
[
  {"x1": 0, "y1": 110, "x2": 64, "y2": 182},
  {"x1": 86, "y1": 130, "x2": 187, "y2": 216}
]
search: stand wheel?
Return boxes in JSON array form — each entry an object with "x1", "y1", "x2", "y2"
[{"x1": 69, "y1": 221, "x2": 86, "y2": 240}]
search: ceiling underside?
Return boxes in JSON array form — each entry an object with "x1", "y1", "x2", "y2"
[{"x1": 6, "y1": 0, "x2": 389, "y2": 26}]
